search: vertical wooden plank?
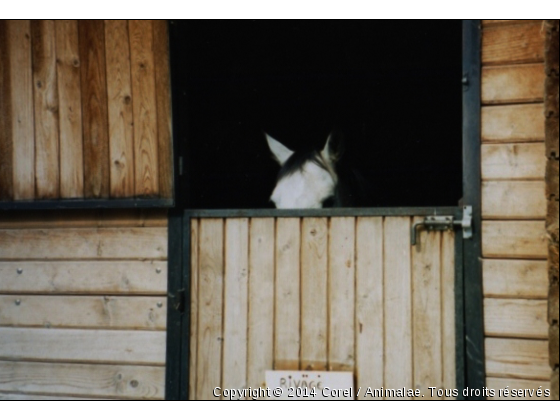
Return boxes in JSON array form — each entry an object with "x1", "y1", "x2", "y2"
[
  {"x1": 328, "y1": 217, "x2": 355, "y2": 371},
  {"x1": 274, "y1": 218, "x2": 301, "y2": 370},
  {"x1": 31, "y1": 20, "x2": 59, "y2": 199},
  {"x1": 222, "y1": 218, "x2": 249, "y2": 395},
  {"x1": 7, "y1": 20, "x2": 34, "y2": 200},
  {"x1": 355, "y1": 217, "x2": 383, "y2": 400},
  {"x1": 79, "y1": 20, "x2": 109, "y2": 198},
  {"x1": 441, "y1": 231, "x2": 456, "y2": 399},
  {"x1": 0, "y1": 21, "x2": 13, "y2": 200},
  {"x1": 105, "y1": 20, "x2": 134, "y2": 198},
  {"x1": 383, "y1": 217, "x2": 412, "y2": 399},
  {"x1": 411, "y1": 219, "x2": 442, "y2": 400},
  {"x1": 301, "y1": 217, "x2": 328, "y2": 371},
  {"x1": 129, "y1": 20, "x2": 159, "y2": 197},
  {"x1": 153, "y1": 20, "x2": 173, "y2": 199},
  {"x1": 196, "y1": 218, "x2": 223, "y2": 400},
  {"x1": 188, "y1": 219, "x2": 198, "y2": 400},
  {"x1": 55, "y1": 20, "x2": 84, "y2": 198},
  {"x1": 247, "y1": 218, "x2": 274, "y2": 397}
]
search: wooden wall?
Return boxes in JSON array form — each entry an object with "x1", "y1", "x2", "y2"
[
  {"x1": 0, "y1": 20, "x2": 173, "y2": 203},
  {"x1": 481, "y1": 20, "x2": 551, "y2": 399},
  {"x1": 0, "y1": 210, "x2": 168, "y2": 400},
  {"x1": 189, "y1": 216, "x2": 456, "y2": 400}
]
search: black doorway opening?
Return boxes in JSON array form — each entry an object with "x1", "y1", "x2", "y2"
[{"x1": 169, "y1": 20, "x2": 463, "y2": 209}]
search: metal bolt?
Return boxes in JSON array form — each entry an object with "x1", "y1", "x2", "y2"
[
  {"x1": 15, "y1": 299, "x2": 21, "y2": 305},
  {"x1": 130, "y1": 380, "x2": 139, "y2": 388},
  {"x1": 157, "y1": 302, "x2": 163, "y2": 308},
  {"x1": 17, "y1": 268, "x2": 23, "y2": 274},
  {"x1": 156, "y1": 267, "x2": 162, "y2": 274},
  {"x1": 462, "y1": 75, "x2": 469, "y2": 85}
]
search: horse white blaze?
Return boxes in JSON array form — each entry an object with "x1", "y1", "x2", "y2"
[{"x1": 270, "y1": 160, "x2": 336, "y2": 208}]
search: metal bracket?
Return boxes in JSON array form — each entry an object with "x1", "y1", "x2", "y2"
[{"x1": 411, "y1": 206, "x2": 472, "y2": 245}]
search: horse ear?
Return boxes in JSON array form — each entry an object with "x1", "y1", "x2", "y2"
[
  {"x1": 321, "y1": 132, "x2": 344, "y2": 163},
  {"x1": 266, "y1": 133, "x2": 294, "y2": 165}
]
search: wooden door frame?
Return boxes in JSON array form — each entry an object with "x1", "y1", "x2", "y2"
[{"x1": 164, "y1": 20, "x2": 485, "y2": 400}]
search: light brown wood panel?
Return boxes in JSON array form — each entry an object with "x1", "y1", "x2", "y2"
[
  {"x1": 482, "y1": 20, "x2": 542, "y2": 27},
  {"x1": 440, "y1": 231, "x2": 456, "y2": 398},
  {"x1": 482, "y1": 221, "x2": 548, "y2": 259},
  {"x1": 485, "y1": 338, "x2": 550, "y2": 380},
  {"x1": 328, "y1": 217, "x2": 355, "y2": 372},
  {"x1": 153, "y1": 20, "x2": 173, "y2": 199},
  {"x1": 486, "y1": 377, "x2": 551, "y2": 400},
  {"x1": 274, "y1": 218, "x2": 301, "y2": 371},
  {"x1": 484, "y1": 298, "x2": 548, "y2": 339},
  {"x1": 247, "y1": 218, "x2": 274, "y2": 396},
  {"x1": 0, "y1": 21, "x2": 13, "y2": 200},
  {"x1": 0, "y1": 227, "x2": 167, "y2": 260},
  {"x1": 0, "y1": 208, "x2": 168, "y2": 229},
  {"x1": 222, "y1": 218, "x2": 249, "y2": 394},
  {"x1": 0, "y1": 327, "x2": 166, "y2": 364},
  {"x1": 196, "y1": 219, "x2": 223, "y2": 400},
  {"x1": 79, "y1": 20, "x2": 109, "y2": 198},
  {"x1": 55, "y1": 20, "x2": 84, "y2": 199},
  {"x1": 0, "y1": 296, "x2": 166, "y2": 330},
  {"x1": 129, "y1": 20, "x2": 159, "y2": 197},
  {"x1": 481, "y1": 143, "x2": 546, "y2": 180},
  {"x1": 105, "y1": 20, "x2": 134, "y2": 198},
  {"x1": 482, "y1": 63, "x2": 545, "y2": 104},
  {"x1": 0, "y1": 261, "x2": 167, "y2": 295},
  {"x1": 482, "y1": 180, "x2": 546, "y2": 219},
  {"x1": 188, "y1": 219, "x2": 199, "y2": 400},
  {"x1": 7, "y1": 20, "x2": 34, "y2": 200},
  {"x1": 301, "y1": 217, "x2": 328, "y2": 371},
  {"x1": 0, "y1": 392, "x2": 113, "y2": 400},
  {"x1": 355, "y1": 217, "x2": 383, "y2": 400},
  {"x1": 0, "y1": 361, "x2": 164, "y2": 399},
  {"x1": 482, "y1": 21, "x2": 546, "y2": 66},
  {"x1": 31, "y1": 20, "x2": 60, "y2": 199},
  {"x1": 482, "y1": 104, "x2": 544, "y2": 143},
  {"x1": 383, "y1": 217, "x2": 412, "y2": 398},
  {"x1": 412, "y1": 223, "x2": 442, "y2": 400},
  {"x1": 483, "y1": 259, "x2": 548, "y2": 299}
]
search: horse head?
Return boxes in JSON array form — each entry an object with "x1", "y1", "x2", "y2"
[{"x1": 266, "y1": 132, "x2": 343, "y2": 209}]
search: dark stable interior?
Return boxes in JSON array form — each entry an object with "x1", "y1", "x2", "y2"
[{"x1": 169, "y1": 20, "x2": 463, "y2": 209}]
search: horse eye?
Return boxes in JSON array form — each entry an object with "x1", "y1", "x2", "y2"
[{"x1": 322, "y1": 196, "x2": 335, "y2": 208}]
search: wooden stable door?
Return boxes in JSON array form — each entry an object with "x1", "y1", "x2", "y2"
[{"x1": 187, "y1": 215, "x2": 460, "y2": 400}]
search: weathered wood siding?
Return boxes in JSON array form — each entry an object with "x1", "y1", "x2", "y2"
[
  {"x1": 0, "y1": 20, "x2": 173, "y2": 203},
  {"x1": 189, "y1": 216, "x2": 456, "y2": 400},
  {"x1": 481, "y1": 20, "x2": 551, "y2": 399},
  {"x1": 0, "y1": 210, "x2": 168, "y2": 400}
]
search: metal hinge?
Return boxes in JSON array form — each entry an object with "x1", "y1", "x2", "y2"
[{"x1": 411, "y1": 206, "x2": 472, "y2": 245}]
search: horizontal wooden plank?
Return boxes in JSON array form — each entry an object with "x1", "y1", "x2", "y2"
[
  {"x1": 485, "y1": 337, "x2": 550, "y2": 380},
  {"x1": 484, "y1": 298, "x2": 548, "y2": 339},
  {"x1": 481, "y1": 143, "x2": 546, "y2": 180},
  {"x1": 482, "y1": 104, "x2": 544, "y2": 143},
  {"x1": 482, "y1": 181, "x2": 546, "y2": 219},
  {"x1": 482, "y1": 63, "x2": 545, "y2": 104},
  {"x1": 486, "y1": 377, "x2": 551, "y2": 400},
  {"x1": 0, "y1": 360, "x2": 164, "y2": 399},
  {"x1": 0, "y1": 327, "x2": 165, "y2": 364},
  {"x1": 0, "y1": 227, "x2": 167, "y2": 260},
  {"x1": 482, "y1": 221, "x2": 548, "y2": 259},
  {"x1": 0, "y1": 392, "x2": 113, "y2": 400},
  {"x1": 483, "y1": 259, "x2": 548, "y2": 299},
  {"x1": 482, "y1": 21, "x2": 546, "y2": 66},
  {"x1": 0, "y1": 261, "x2": 166, "y2": 295},
  {"x1": 0, "y1": 296, "x2": 166, "y2": 329},
  {"x1": 0, "y1": 209, "x2": 168, "y2": 229},
  {"x1": 482, "y1": 20, "x2": 542, "y2": 27}
]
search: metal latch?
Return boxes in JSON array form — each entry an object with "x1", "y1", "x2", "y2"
[{"x1": 411, "y1": 206, "x2": 472, "y2": 245}]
